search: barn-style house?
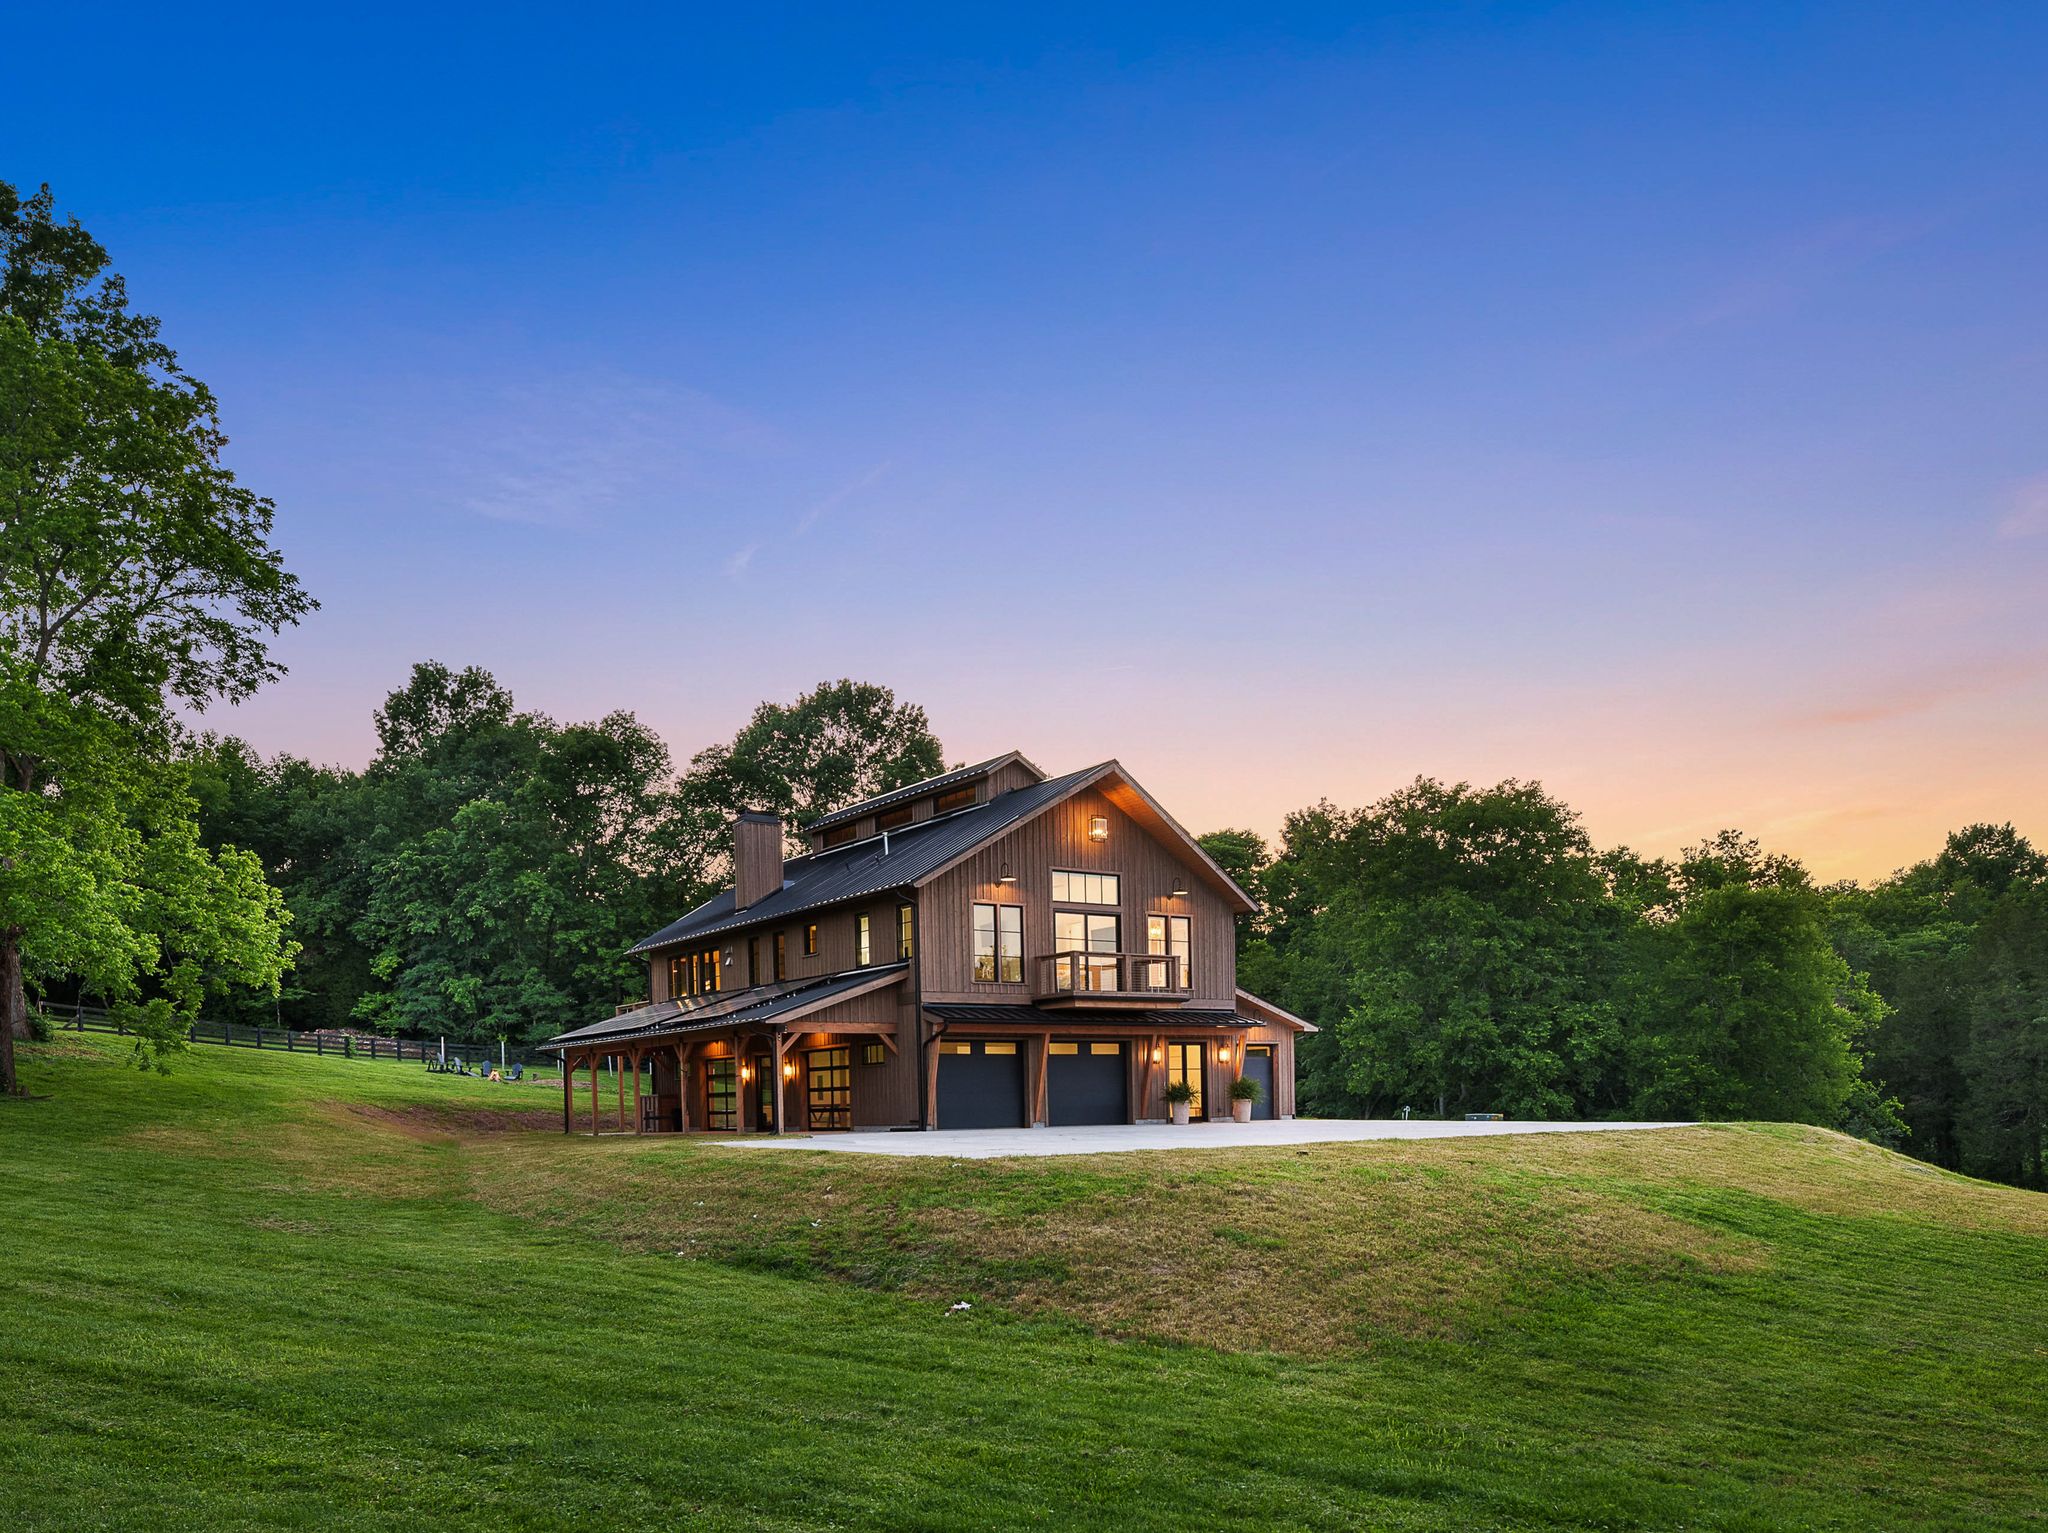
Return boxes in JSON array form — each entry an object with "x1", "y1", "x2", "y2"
[{"x1": 539, "y1": 753, "x2": 1312, "y2": 1134}]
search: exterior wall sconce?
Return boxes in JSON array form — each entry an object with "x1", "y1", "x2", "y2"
[
  {"x1": 998, "y1": 860, "x2": 1017, "y2": 884},
  {"x1": 1150, "y1": 1046, "x2": 1163, "y2": 1064},
  {"x1": 739, "y1": 1064, "x2": 753, "y2": 1083},
  {"x1": 782, "y1": 1060, "x2": 797, "y2": 1081},
  {"x1": 1170, "y1": 876, "x2": 1190, "y2": 897},
  {"x1": 1217, "y1": 1045, "x2": 1232, "y2": 1064},
  {"x1": 1088, "y1": 814, "x2": 1109, "y2": 842}
]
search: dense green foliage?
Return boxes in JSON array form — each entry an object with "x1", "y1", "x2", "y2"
[
  {"x1": 1234, "y1": 779, "x2": 2043, "y2": 1189},
  {"x1": 5, "y1": 1035, "x2": 2045, "y2": 1531},
  {"x1": 182, "y1": 670, "x2": 944, "y2": 1046},
  {"x1": 0, "y1": 181, "x2": 308, "y2": 1091}
]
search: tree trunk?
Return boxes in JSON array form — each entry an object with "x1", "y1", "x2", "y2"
[{"x1": 1, "y1": 928, "x2": 23, "y2": 1097}]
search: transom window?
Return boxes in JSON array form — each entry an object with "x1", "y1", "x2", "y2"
[
  {"x1": 1147, "y1": 914, "x2": 1192, "y2": 990},
  {"x1": 972, "y1": 902, "x2": 1024, "y2": 983},
  {"x1": 1051, "y1": 869, "x2": 1119, "y2": 906}
]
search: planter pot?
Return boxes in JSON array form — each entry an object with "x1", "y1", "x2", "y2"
[
  {"x1": 1170, "y1": 1102, "x2": 1190, "y2": 1126},
  {"x1": 1231, "y1": 1100, "x2": 1252, "y2": 1124}
]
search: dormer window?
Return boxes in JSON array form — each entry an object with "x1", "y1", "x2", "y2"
[
  {"x1": 822, "y1": 824, "x2": 856, "y2": 849},
  {"x1": 933, "y1": 785, "x2": 976, "y2": 815},
  {"x1": 876, "y1": 805, "x2": 913, "y2": 831}
]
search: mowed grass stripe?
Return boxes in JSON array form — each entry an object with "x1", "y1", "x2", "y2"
[{"x1": 1, "y1": 1037, "x2": 2043, "y2": 1531}]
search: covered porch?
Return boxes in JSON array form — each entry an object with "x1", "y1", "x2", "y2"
[{"x1": 542, "y1": 964, "x2": 909, "y2": 1136}]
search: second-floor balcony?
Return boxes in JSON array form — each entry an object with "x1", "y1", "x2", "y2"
[{"x1": 1031, "y1": 952, "x2": 1189, "y2": 1008}]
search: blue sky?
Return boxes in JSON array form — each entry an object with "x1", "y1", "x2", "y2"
[{"x1": 8, "y1": 3, "x2": 2046, "y2": 876}]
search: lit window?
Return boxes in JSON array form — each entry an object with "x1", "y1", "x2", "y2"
[
  {"x1": 1051, "y1": 870, "x2": 1119, "y2": 906},
  {"x1": 1147, "y1": 914, "x2": 1192, "y2": 990},
  {"x1": 897, "y1": 903, "x2": 914, "y2": 961},
  {"x1": 1053, "y1": 910, "x2": 1121, "y2": 991},
  {"x1": 774, "y1": 932, "x2": 787, "y2": 981},
  {"x1": 861, "y1": 1041, "x2": 886, "y2": 1067},
  {"x1": 856, "y1": 913, "x2": 872, "y2": 967},
  {"x1": 1090, "y1": 1042, "x2": 1123, "y2": 1056},
  {"x1": 804, "y1": 924, "x2": 818, "y2": 956},
  {"x1": 1049, "y1": 1042, "x2": 1079, "y2": 1056},
  {"x1": 940, "y1": 1041, "x2": 973, "y2": 1056},
  {"x1": 983, "y1": 1041, "x2": 1018, "y2": 1056},
  {"x1": 972, "y1": 903, "x2": 1024, "y2": 983}
]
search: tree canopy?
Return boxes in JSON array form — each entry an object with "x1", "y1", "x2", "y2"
[{"x1": 1, "y1": 181, "x2": 309, "y2": 1092}]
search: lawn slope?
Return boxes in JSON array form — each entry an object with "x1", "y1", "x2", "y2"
[{"x1": 3, "y1": 1036, "x2": 2044, "y2": 1532}]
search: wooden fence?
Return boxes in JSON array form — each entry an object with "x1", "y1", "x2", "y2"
[{"x1": 37, "y1": 1003, "x2": 559, "y2": 1076}]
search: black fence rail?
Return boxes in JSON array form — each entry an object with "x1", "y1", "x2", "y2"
[{"x1": 37, "y1": 1003, "x2": 559, "y2": 1076}]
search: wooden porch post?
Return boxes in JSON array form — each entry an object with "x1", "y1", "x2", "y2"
[
  {"x1": 675, "y1": 1041, "x2": 691, "y2": 1132},
  {"x1": 560, "y1": 1055, "x2": 571, "y2": 1134},
  {"x1": 630, "y1": 1045, "x2": 643, "y2": 1135},
  {"x1": 1027, "y1": 1033, "x2": 1048, "y2": 1128},
  {"x1": 925, "y1": 1032, "x2": 943, "y2": 1129},
  {"x1": 615, "y1": 1054, "x2": 626, "y2": 1132},
  {"x1": 773, "y1": 1031, "x2": 796, "y2": 1136},
  {"x1": 587, "y1": 1051, "x2": 599, "y2": 1136}
]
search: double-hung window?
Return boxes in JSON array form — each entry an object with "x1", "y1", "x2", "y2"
[{"x1": 972, "y1": 903, "x2": 1024, "y2": 983}]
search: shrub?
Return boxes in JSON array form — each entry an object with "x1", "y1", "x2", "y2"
[
  {"x1": 1229, "y1": 1075, "x2": 1264, "y2": 1103},
  {"x1": 1164, "y1": 1080, "x2": 1195, "y2": 1105}
]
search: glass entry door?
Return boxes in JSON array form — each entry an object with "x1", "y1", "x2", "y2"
[
  {"x1": 706, "y1": 1057, "x2": 737, "y2": 1130},
  {"x1": 807, "y1": 1047, "x2": 852, "y2": 1130},
  {"x1": 1166, "y1": 1042, "x2": 1205, "y2": 1119}
]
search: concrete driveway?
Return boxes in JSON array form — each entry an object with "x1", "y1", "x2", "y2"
[{"x1": 717, "y1": 1117, "x2": 1694, "y2": 1159}]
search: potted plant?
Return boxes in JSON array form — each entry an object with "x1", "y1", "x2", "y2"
[
  {"x1": 1164, "y1": 1079, "x2": 1195, "y2": 1125},
  {"x1": 1228, "y1": 1075, "x2": 1263, "y2": 1123}
]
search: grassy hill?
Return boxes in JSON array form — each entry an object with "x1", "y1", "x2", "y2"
[{"x1": 3, "y1": 1037, "x2": 2043, "y2": 1532}]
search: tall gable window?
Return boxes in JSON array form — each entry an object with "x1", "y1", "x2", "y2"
[
  {"x1": 856, "y1": 913, "x2": 872, "y2": 967},
  {"x1": 1051, "y1": 870, "x2": 1119, "y2": 906},
  {"x1": 972, "y1": 902, "x2": 1024, "y2": 983},
  {"x1": 774, "y1": 932, "x2": 788, "y2": 981},
  {"x1": 897, "y1": 903, "x2": 914, "y2": 960}
]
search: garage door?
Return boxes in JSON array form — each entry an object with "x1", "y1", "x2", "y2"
[
  {"x1": 938, "y1": 1040, "x2": 1025, "y2": 1129},
  {"x1": 1242, "y1": 1045, "x2": 1276, "y2": 1120},
  {"x1": 1048, "y1": 1041, "x2": 1127, "y2": 1127}
]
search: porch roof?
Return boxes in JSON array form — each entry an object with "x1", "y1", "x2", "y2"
[{"x1": 541, "y1": 964, "x2": 907, "y2": 1054}]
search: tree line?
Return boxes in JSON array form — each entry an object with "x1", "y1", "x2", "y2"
[
  {"x1": 4, "y1": 179, "x2": 2040, "y2": 1197},
  {"x1": 1201, "y1": 784, "x2": 2046, "y2": 1190}
]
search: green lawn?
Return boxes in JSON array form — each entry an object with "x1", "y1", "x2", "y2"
[{"x1": 3, "y1": 1036, "x2": 2044, "y2": 1532}]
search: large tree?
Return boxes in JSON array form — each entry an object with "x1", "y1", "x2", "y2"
[
  {"x1": 680, "y1": 679, "x2": 944, "y2": 859},
  {"x1": 0, "y1": 182, "x2": 310, "y2": 1092}
]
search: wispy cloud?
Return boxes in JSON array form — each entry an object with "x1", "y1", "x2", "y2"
[
  {"x1": 723, "y1": 542, "x2": 759, "y2": 579},
  {"x1": 454, "y1": 371, "x2": 773, "y2": 530},
  {"x1": 1997, "y1": 473, "x2": 2048, "y2": 539},
  {"x1": 1623, "y1": 214, "x2": 1939, "y2": 353},
  {"x1": 1790, "y1": 651, "x2": 2048, "y2": 728},
  {"x1": 794, "y1": 461, "x2": 893, "y2": 538}
]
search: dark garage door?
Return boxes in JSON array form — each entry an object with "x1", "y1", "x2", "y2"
[
  {"x1": 1243, "y1": 1046, "x2": 1276, "y2": 1120},
  {"x1": 938, "y1": 1040, "x2": 1025, "y2": 1129},
  {"x1": 1048, "y1": 1041, "x2": 1126, "y2": 1127}
]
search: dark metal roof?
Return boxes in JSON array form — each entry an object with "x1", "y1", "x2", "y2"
[
  {"x1": 540, "y1": 964, "x2": 907, "y2": 1052},
  {"x1": 924, "y1": 1004, "x2": 1251, "y2": 1029},
  {"x1": 630, "y1": 764, "x2": 1101, "y2": 955},
  {"x1": 800, "y1": 751, "x2": 1044, "y2": 834}
]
